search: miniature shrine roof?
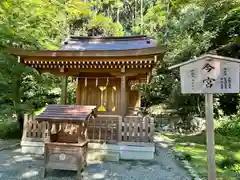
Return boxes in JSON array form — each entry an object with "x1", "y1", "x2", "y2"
[
  {"x1": 10, "y1": 36, "x2": 165, "y2": 73},
  {"x1": 35, "y1": 104, "x2": 96, "y2": 122}
]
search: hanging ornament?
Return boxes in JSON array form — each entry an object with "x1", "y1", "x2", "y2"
[
  {"x1": 96, "y1": 78, "x2": 98, "y2": 87},
  {"x1": 85, "y1": 77, "x2": 88, "y2": 87}
]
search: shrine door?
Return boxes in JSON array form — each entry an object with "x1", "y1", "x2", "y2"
[{"x1": 78, "y1": 78, "x2": 121, "y2": 113}]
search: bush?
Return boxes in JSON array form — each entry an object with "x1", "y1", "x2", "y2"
[
  {"x1": 216, "y1": 116, "x2": 240, "y2": 138},
  {"x1": 183, "y1": 152, "x2": 192, "y2": 161},
  {"x1": 218, "y1": 158, "x2": 238, "y2": 169},
  {"x1": 0, "y1": 120, "x2": 22, "y2": 139},
  {"x1": 232, "y1": 164, "x2": 240, "y2": 173}
]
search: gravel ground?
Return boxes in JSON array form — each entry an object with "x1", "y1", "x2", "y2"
[
  {"x1": 0, "y1": 139, "x2": 191, "y2": 180},
  {"x1": 0, "y1": 139, "x2": 20, "y2": 150}
]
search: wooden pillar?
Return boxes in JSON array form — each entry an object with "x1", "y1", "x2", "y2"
[
  {"x1": 76, "y1": 77, "x2": 81, "y2": 105},
  {"x1": 137, "y1": 91, "x2": 141, "y2": 107},
  {"x1": 147, "y1": 71, "x2": 152, "y2": 84},
  {"x1": 61, "y1": 76, "x2": 68, "y2": 104},
  {"x1": 121, "y1": 67, "x2": 126, "y2": 117}
]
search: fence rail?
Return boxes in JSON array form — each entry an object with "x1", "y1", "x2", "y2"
[{"x1": 22, "y1": 114, "x2": 154, "y2": 143}]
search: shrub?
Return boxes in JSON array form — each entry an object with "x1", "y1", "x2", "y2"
[
  {"x1": 184, "y1": 153, "x2": 192, "y2": 161},
  {"x1": 218, "y1": 158, "x2": 238, "y2": 169},
  {"x1": 0, "y1": 121, "x2": 22, "y2": 139},
  {"x1": 231, "y1": 164, "x2": 240, "y2": 173},
  {"x1": 216, "y1": 116, "x2": 240, "y2": 138}
]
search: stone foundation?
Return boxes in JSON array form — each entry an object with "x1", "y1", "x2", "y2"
[{"x1": 21, "y1": 141, "x2": 155, "y2": 161}]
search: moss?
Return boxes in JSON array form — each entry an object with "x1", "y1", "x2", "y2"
[{"x1": 161, "y1": 132, "x2": 240, "y2": 179}]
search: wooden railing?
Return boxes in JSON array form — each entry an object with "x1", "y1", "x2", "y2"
[
  {"x1": 88, "y1": 115, "x2": 120, "y2": 143},
  {"x1": 22, "y1": 114, "x2": 49, "y2": 142},
  {"x1": 22, "y1": 114, "x2": 154, "y2": 143},
  {"x1": 122, "y1": 116, "x2": 154, "y2": 142}
]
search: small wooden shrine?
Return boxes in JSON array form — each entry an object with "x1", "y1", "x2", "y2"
[
  {"x1": 11, "y1": 36, "x2": 165, "y2": 117},
  {"x1": 35, "y1": 104, "x2": 96, "y2": 179},
  {"x1": 14, "y1": 36, "x2": 165, "y2": 161}
]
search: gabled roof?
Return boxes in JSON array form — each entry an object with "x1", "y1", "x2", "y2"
[
  {"x1": 168, "y1": 54, "x2": 240, "y2": 70},
  {"x1": 10, "y1": 36, "x2": 165, "y2": 71},
  {"x1": 61, "y1": 35, "x2": 158, "y2": 51}
]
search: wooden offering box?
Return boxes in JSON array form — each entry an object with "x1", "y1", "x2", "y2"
[{"x1": 36, "y1": 105, "x2": 96, "y2": 179}]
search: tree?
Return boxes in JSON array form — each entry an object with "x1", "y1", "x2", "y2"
[
  {"x1": 137, "y1": 0, "x2": 240, "y2": 120},
  {"x1": 0, "y1": 0, "x2": 124, "y2": 131}
]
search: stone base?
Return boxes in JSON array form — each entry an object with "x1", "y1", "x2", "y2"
[
  {"x1": 87, "y1": 150, "x2": 120, "y2": 162},
  {"x1": 119, "y1": 142, "x2": 155, "y2": 160},
  {"x1": 21, "y1": 141, "x2": 155, "y2": 161},
  {"x1": 21, "y1": 141, "x2": 44, "y2": 154}
]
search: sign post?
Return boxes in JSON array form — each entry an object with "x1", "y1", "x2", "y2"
[
  {"x1": 205, "y1": 93, "x2": 216, "y2": 180},
  {"x1": 169, "y1": 55, "x2": 240, "y2": 180}
]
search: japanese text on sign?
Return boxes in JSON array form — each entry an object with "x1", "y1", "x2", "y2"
[{"x1": 180, "y1": 59, "x2": 239, "y2": 94}]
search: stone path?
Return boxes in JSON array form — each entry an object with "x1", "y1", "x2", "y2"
[{"x1": 0, "y1": 137, "x2": 191, "y2": 180}]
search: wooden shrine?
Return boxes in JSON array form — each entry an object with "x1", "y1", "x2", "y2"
[
  {"x1": 13, "y1": 36, "x2": 165, "y2": 161},
  {"x1": 11, "y1": 36, "x2": 165, "y2": 117},
  {"x1": 35, "y1": 104, "x2": 96, "y2": 179}
]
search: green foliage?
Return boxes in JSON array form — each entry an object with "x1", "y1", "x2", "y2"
[
  {"x1": 87, "y1": 14, "x2": 124, "y2": 36},
  {"x1": 138, "y1": 0, "x2": 240, "y2": 119},
  {"x1": 219, "y1": 158, "x2": 238, "y2": 169},
  {"x1": 216, "y1": 116, "x2": 240, "y2": 138},
  {"x1": 162, "y1": 129, "x2": 240, "y2": 179},
  {"x1": 0, "y1": 120, "x2": 21, "y2": 139},
  {"x1": 0, "y1": 0, "x2": 124, "y2": 130}
]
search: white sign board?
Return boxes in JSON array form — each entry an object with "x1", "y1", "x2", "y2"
[{"x1": 180, "y1": 59, "x2": 239, "y2": 94}]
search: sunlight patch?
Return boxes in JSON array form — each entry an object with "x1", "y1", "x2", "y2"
[
  {"x1": 21, "y1": 170, "x2": 38, "y2": 178},
  {"x1": 92, "y1": 171, "x2": 107, "y2": 179},
  {"x1": 13, "y1": 155, "x2": 33, "y2": 162}
]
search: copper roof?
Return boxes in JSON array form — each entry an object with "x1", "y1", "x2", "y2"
[
  {"x1": 61, "y1": 36, "x2": 158, "y2": 51},
  {"x1": 10, "y1": 36, "x2": 165, "y2": 71}
]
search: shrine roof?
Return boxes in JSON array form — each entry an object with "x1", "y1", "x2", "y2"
[
  {"x1": 10, "y1": 36, "x2": 164, "y2": 58},
  {"x1": 9, "y1": 36, "x2": 165, "y2": 72},
  {"x1": 35, "y1": 104, "x2": 96, "y2": 122},
  {"x1": 61, "y1": 36, "x2": 158, "y2": 51}
]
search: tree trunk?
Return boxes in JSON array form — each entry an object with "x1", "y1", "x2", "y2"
[
  {"x1": 17, "y1": 112, "x2": 24, "y2": 133},
  {"x1": 13, "y1": 76, "x2": 24, "y2": 132}
]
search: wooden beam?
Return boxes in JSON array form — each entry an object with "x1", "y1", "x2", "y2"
[
  {"x1": 23, "y1": 56, "x2": 155, "y2": 63},
  {"x1": 61, "y1": 76, "x2": 68, "y2": 104},
  {"x1": 37, "y1": 68, "x2": 153, "y2": 76}
]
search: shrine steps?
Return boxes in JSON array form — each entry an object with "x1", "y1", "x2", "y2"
[{"x1": 21, "y1": 141, "x2": 155, "y2": 161}]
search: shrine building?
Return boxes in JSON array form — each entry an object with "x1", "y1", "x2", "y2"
[{"x1": 11, "y1": 35, "x2": 165, "y2": 160}]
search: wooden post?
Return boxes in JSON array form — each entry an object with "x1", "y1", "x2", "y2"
[
  {"x1": 205, "y1": 94, "x2": 216, "y2": 180},
  {"x1": 147, "y1": 71, "x2": 152, "y2": 83},
  {"x1": 61, "y1": 76, "x2": 68, "y2": 104},
  {"x1": 118, "y1": 116, "x2": 122, "y2": 142},
  {"x1": 22, "y1": 114, "x2": 29, "y2": 141},
  {"x1": 137, "y1": 91, "x2": 141, "y2": 107},
  {"x1": 121, "y1": 67, "x2": 126, "y2": 117},
  {"x1": 76, "y1": 77, "x2": 81, "y2": 105}
]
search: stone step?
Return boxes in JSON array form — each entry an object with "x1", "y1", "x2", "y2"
[{"x1": 87, "y1": 150, "x2": 119, "y2": 162}]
